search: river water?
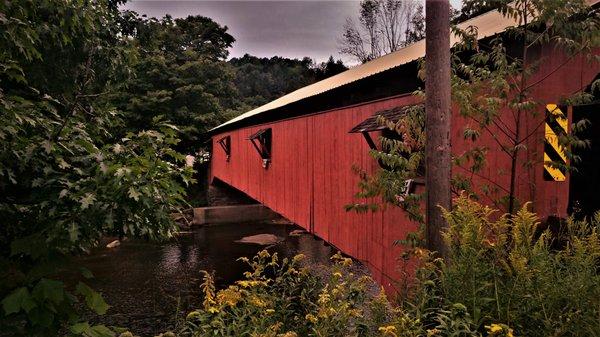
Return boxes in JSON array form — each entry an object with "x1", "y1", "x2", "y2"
[{"x1": 73, "y1": 221, "x2": 337, "y2": 336}]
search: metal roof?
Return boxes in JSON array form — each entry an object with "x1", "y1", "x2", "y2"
[{"x1": 211, "y1": 1, "x2": 597, "y2": 133}]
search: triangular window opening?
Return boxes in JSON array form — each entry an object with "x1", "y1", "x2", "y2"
[
  {"x1": 217, "y1": 136, "x2": 231, "y2": 162},
  {"x1": 248, "y1": 128, "x2": 272, "y2": 168}
]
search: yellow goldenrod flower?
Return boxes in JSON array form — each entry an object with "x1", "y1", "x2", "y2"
[
  {"x1": 236, "y1": 280, "x2": 266, "y2": 288},
  {"x1": 378, "y1": 325, "x2": 398, "y2": 337},
  {"x1": 250, "y1": 296, "x2": 267, "y2": 308},
  {"x1": 317, "y1": 308, "x2": 329, "y2": 319},
  {"x1": 305, "y1": 313, "x2": 318, "y2": 323},
  {"x1": 237, "y1": 280, "x2": 250, "y2": 288},
  {"x1": 485, "y1": 323, "x2": 514, "y2": 337},
  {"x1": 292, "y1": 254, "x2": 305, "y2": 263},
  {"x1": 350, "y1": 308, "x2": 363, "y2": 317},
  {"x1": 216, "y1": 287, "x2": 242, "y2": 307},
  {"x1": 317, "y1": 288, "x2": 331, "y2": 305},
  {"x1": 279, "y1": 332, "x2": 298, "y2": 337},
  {"x1": 426, "y1": 328, "x2": 440, "y2": 336},
  {"x1": 258, "y1": 250, "x2": 270, "y2": 258},
  {"x1": 489, "y1": 324, "x2": 503, "y2": 333}
]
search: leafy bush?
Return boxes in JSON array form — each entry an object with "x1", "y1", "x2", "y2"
[
  {"x1": 1, "y1": 1, "x2": 192, "y2": 335},
  {"x1": 179, "y1": 250, "x2": 423, "y2": 337},
  {"x1": 410, "y1": 196, "x2": 600, "y2": 337},
  {"x1": 178, "y1": 197, "x2": 600, "y2": 337}
]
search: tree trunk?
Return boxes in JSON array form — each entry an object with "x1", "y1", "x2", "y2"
[{"x1": 425, "y1": 0, "x2": 451, "y2": 258}]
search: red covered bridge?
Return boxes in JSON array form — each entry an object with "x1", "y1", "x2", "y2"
[{"x1": 206, "y1": 7, "x2": 600, "y2": 291}]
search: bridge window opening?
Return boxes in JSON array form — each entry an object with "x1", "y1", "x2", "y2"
[
  {"x1": 248, "y1": 128, "x2": 272, "y2": 168},
  {"x1": 349, "y1": 105, "x2": 424, "y2": 196},
  {"x1": 569, "y1": 101, "x2": 600, "y2": 219},
  {"x1": 349, "y1": 105, "x2": 419, "y2": 151},
  {"x1": 217, "y1": 135, "x2": 231, "y2": 162}
]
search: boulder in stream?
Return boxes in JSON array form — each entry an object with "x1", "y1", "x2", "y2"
[
  {"x1": 235, "y1": 234, "x2": 283, "y2": 246},
  {"x1": 106, "y1": 240, "x2": 120, "y2": 248},
  {"x1": 289, "y1": 229, "x2": 307, "y2": 237}
]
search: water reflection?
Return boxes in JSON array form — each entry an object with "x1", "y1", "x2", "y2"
[{"x1": 73, "y1": 222, "x2": 337, "y2": 336}]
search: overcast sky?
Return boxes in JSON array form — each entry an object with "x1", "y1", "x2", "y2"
[{"x1": 122, "y1": 1, "x2": 462, "y2": 64}]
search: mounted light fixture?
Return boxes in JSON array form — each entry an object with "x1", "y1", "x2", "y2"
[
  {"x1": 217, "y1": 135, "x2": 231, "y2": 162},
  {"x1": 248, "y1": 128, "x2": 272, "y2": 169}
]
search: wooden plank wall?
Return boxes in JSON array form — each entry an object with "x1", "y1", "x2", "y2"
[
  {"x1": 211, "y1": 95, "x2": 419, "y2": 291},
  {"x1": 210, "y1": 47, "x2": 598, "y2": 292}
]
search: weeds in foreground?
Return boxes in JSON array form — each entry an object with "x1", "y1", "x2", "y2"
[{"x1": 124, "y1": 196, "x2": 600, "y2": 337}]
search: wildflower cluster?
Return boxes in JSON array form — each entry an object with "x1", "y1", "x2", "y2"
[
  {"x1": 180, "y1": 250, "x2": 423, "y2": 337},
  {"x1": 409, "y1": 195, "x2": 600, "y2": 337}
]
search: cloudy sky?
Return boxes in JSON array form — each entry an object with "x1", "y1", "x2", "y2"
[{"x1": 122, "y1": 1, "x2": 462, "y2": 64}]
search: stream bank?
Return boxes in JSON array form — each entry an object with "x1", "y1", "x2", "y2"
[{"x1": 71, "y1": 221, "x2": 349, "y2": 336}]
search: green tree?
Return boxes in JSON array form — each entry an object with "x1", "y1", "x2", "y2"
[
  {"x1": 229, "y1": 54, "x2": 346, "y2": 111},
  {"x1": 313, "y1": 56, "x2": 349, "y2": 81},
  {"x1": 453, "y1": 0, "x2": 510, "y2": 23},
  {"x1": 0, "y1": 1, "x2": 192, "y2": 335},
  {"x1": 230, "y1": 55, "x2": 315, "y2": 109},
  {"x1": 113, "y1": 13, "x2": 239, "y2": 154}
]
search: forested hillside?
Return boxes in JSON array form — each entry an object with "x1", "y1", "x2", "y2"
[
  {"x1": 231, "y1": 54, "x2": 347, "y2": 112},
  {"x1": 113, "y1": 11, "x2": 347, "y2": 153}
]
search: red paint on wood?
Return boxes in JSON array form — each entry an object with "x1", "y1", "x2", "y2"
[{"x1": 210, "y1": 46, "x2": 599, "y2": 290}]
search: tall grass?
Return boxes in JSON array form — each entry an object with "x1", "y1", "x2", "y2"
[{"x1": 140, "y1": 196, "x2": 600, "y2": 337}]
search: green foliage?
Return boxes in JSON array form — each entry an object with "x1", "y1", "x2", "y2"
[
  {"x1": 0, "y1": 0, "x2": 192, "y2": 335},
  {"x1": 230, "y1": 54, "x2": 347, "y2": 111},
  {"x1": 178, "y1": 198, "x2": 600, "y2": 337},
  {"x1": 180, "y1": 250, "x2": 423, "y2": 337},
  {"x1": 410, "y1": 196, "x2": 600, "y2": 337},
  {"x1": 113, "y1": 13, "x2": 239, "y2": 153},
  {"x1": 347, "y1": 104, "x2": 426, "y2": 224},
  {"x1": 453, "y1": 0, "x2": 511, "y2": 23},
  {"x1": 114, "y1": 13, "x2": 348, "y2": 154},
  {"x1": 450, "y1": 0, "x2": 600, "y2": 212}
]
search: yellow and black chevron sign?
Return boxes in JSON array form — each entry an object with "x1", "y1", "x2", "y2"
[{"x1": 544, "y1": 104, "x2": 569, "y2": 181}]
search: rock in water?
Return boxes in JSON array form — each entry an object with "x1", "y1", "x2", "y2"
[
  {"x1": 236, "y1": 234, "x2": 283, "y2": 246},
  {"x1": 289, "y1": 229, "x2": 307, "y2": 237},
  {"x1": 106, "y1": 240, "x2": 120, "y2": 248}
]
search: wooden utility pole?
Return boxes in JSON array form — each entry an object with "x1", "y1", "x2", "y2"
[{"x1": 425, "y1": 0, "x2": 451, "y2": 257}]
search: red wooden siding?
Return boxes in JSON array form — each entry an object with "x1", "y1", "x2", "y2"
[
  {"x1": 210, "y1": 47, "x2": 598, "y2": 292},
  {"x1": 211, "y1": 95, "x2": 421, "y2": 290}
]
